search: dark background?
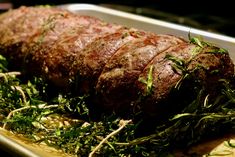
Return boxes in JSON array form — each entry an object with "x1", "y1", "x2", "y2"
[{"x1": 1, "y1": 0, "x2": 235, "y2": 37}]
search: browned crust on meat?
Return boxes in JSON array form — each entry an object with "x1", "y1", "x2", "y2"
[
  {"x1": 95, "y1": 34, "x2": 185, "y2": 110},
  {"x1": 136, "y1": 43, "x2": 234, "y2": 117},
  {"x1": 0, "y1": 6, "x2": 73, "y2": 69},
  {"x1": 24, "y1": 17, "x2": 124, "y2": 87},
  {"x1": 0, "y1": 7, "x2": 234, "y2": 116}
]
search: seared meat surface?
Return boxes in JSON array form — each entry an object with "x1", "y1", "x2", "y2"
[
  {"x1": 0, "y1": 6, "x2": 234, "y2": 116},
  {"x1": 96, "y1": 34, "x2": 185, "y2": 110}
]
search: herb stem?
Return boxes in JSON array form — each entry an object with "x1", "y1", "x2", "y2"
[
  {"x1": 89, "y1": 119, "x2": 132, "y2": 157},
  {"x1": 0, "y1": 71, "x2": 21, "y2": 82},
  {"x1": 0, "y1": 72, "x2": 21, "y2": 77},
  {"x1": 11, "y1": 86, "x2": 27, "y2": 105}
]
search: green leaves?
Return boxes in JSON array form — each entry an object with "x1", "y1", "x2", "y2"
[
  {"x1": 188, "y1": 33, "x2": 228, "y2": 54},
  {"x1": 188, "y1": 33, "x2": 209, "y2": 48},
  {"x1": 165, "y1": 54, "x2": 186, "y2": 74},
  {"x1": 138, "y1": 65, "x2": 153, "y2": 96},
  {"x1": 190, "y1": 37, "x2": 204, "y2": 48},
  {"x1": 0, "y1": 55, "x2": 8, "y2": 72},
  {"x1": 165, "y1": 54, "x2": 190, "y2": 89}
]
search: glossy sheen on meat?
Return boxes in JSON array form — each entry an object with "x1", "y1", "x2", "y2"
[
  {"x1": 28, "y1": 21, "x2": 123, "y2": 87},
  {"x1": 96, "y1": 34, "x2": 185, "y2": 109},
  {"x1": 0, "y1": 7, "x2": 71, "y2": 65},
  {"x1": 0, "y1": 6, "x2": 234, "y2": 116}
]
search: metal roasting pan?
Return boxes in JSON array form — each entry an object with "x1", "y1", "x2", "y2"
[{"x1": 1, "y1": 3, "x2": 235, "y2": 157}]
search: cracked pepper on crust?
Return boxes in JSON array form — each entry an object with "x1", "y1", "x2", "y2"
[{"x1": 0, "y1": 6, "x2": 234, "y2": 116}]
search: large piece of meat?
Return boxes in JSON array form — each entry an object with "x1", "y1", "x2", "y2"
[{"x1": 0, "y1": 6, "x2": 234, "y2": 117}]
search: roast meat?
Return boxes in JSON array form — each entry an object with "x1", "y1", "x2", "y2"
[{"x1": 0, "y1": 6, "x2": 234, "y2": 116}]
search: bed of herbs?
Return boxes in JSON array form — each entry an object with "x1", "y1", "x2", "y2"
[{"x1": 1, "y1": 42, "x2": 235, "y2": 156}]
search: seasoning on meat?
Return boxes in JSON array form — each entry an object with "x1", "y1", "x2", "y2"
[{"x1": 0, "y1": 6, "x2": 234, "y2": 116}]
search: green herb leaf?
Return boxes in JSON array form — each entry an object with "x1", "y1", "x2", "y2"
[
  {"x1": 138, "y1": 65, "x2": 153, "y2": 96},
  {"x1": 190, "y1": 37, "x2": 204, "y2": 47}
]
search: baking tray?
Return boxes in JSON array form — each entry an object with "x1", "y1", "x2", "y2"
[{"x1": 1, "y1": 3, "x2": 235, "y2": 157}]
